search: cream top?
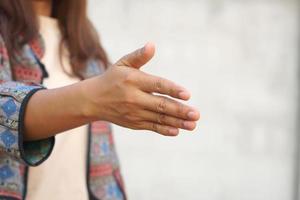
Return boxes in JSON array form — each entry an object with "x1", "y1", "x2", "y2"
[{"x1": 27, "y1": 16, "x2": 88, "y2": 200}]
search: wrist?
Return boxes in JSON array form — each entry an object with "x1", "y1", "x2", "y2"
[{"x1": 77, "y1": 78, "x2": 102, "y2": 122}]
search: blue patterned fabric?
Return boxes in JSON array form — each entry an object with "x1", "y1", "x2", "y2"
[
  {"x1": 1, "y1": 99, "x2": 17, "y2": 117},
  {"x1": 0, "y1": 165, "x2": 14, "y2": 181},
  {"x1": 0, "y1": 130, "x2": 16, "y2": 148}
]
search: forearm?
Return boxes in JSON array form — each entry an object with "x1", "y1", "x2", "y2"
[{"x1": 24, "y1": 81, "x2": 95, "y2": 141}]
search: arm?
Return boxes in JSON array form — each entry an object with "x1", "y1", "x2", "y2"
[
  {"x1": 24, "y1": 43, "x2": 200, "y2": 141},
  {"x1": 23, "y1": 82, "x2": 92, "y2": 141}
]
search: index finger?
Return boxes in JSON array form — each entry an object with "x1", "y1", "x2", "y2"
[{"x1": 137, "y1": 73, "x2": 191, "y2": 100}]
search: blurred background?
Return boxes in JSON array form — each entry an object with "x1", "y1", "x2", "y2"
[{"x1": 89, "y1": 0, "x2": 299, "y2": 199}]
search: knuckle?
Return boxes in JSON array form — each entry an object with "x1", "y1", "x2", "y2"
[
  {"x1": 124, "y1": 113, "x2": 139, "y2": 122},
  {"x1": 151, "y1": 123, "x2": 159, "y2": 132},
  {"x1": 123, "y1": 93, "x2": 134, "y2": 105},
  {"x1": 157, "y1": 113, "x2": 166, "y2": 124},
  {"x1": 120, "y1": 109, "x2": 131, "y2": 118},
  {"x1": 133, "y1": 121, "x2": 145, "y2": 130},
  {"x1": 160, "y1": 126, "x2": 171, "y2": 136},
  {"x1": 157, "y1": 97, "x2": 167, "y2": 112},
  {"x1": 169, "y1": 82, "x2": 179, "y2": 96},
  {"x1": 123, "y1": 74, "x2": 133, "y2": 84},
  {"x1": 169, "y1": 87, "x2": 175, "y2": 96},
  {"x1": 154, "y1": 79, "x2": 163, "y2": 92},
  {"x1": 175, "y1": 118, "x2": 184, "y2": 128},
  {"x1": 123, "y1": 71, "x2": 138, "y2": 84},
  {"x1": 176, "y1": 103, "x2": 185, "y2": 116},
  {"x1": 123, "y1": 90, "x2": 140, "y2": 105},
  {"x1": 120, "y1": 57, "x2": 130, "y2": 66}
]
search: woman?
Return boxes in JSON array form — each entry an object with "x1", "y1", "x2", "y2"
[{"x1": 0, "y1": 0, "x2": 200, "y2": 199}]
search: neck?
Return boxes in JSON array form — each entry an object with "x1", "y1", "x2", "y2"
[{"x1": 32, "y1": 1, "x2": 52, "y2": 17}]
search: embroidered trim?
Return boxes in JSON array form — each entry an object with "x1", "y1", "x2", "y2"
[{"x1": 18, "y1": 88, "x2": 55, "y2": 166}]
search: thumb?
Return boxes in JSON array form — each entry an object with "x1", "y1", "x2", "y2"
[{"x1": 115, "y1": 42, "x2": 155, "y2": 69}]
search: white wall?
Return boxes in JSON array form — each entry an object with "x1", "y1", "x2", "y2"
[{"x1": 89, "y1": 0, "x2": 299, "y2": 199}]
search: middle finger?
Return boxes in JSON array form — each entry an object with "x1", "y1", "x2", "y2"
[{"x1": 137, "y1": 92, "x2": 199, "y2": 121}]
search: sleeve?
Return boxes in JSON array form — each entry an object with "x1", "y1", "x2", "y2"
[{"x1": 0, "y1": 35, "x2": 55, "y2": 166}]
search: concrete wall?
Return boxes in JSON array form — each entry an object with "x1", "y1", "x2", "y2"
[{"x1": 88, "y1": 0, "x2": 299, "y2": 199}]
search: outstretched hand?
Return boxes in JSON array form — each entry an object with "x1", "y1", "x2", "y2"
[{"x1": 82, "y1": 43, "x2": 200, "y2": 136}]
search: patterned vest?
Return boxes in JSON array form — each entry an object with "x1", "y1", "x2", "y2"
[{"x1": 0, "y1": 34, "x2": 126, "y2": 200}]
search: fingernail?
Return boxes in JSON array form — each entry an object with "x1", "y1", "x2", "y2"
[
  {"x1": 168, "y1": 128, "x2": 179, "y2": 135},
  {"x1": 141, "y1": 43, "x2": 149, "y2": 53},
  {"x1": 183, "y1": 121, "x2": 195, "y2": 130},
  {"x1": 141, "y1": 45, "x2": 146, "y2": 53},
  {"x1": 187, "y1": 111, "x2": 198, "y2": 120},
  {"x1": 178, "y1": 91, "x2": 190, "y2": 99}
]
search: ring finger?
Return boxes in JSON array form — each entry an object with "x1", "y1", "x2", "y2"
[{"x1": 139, "y1": 109, "x2": 196, "y2": 131}]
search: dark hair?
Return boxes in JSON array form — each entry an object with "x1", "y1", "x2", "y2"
[{"x1": 0, "y1": 0, "x2": 108, "y2": 78}]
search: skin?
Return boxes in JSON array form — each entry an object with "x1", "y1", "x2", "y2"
[{"x1": 24, "y1": 0, "x2": 200, "y2": 141}]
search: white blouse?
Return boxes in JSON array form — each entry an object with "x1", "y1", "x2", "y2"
[{"x1": 27, "y1": 16, "x2": 89, "y2": 200}]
